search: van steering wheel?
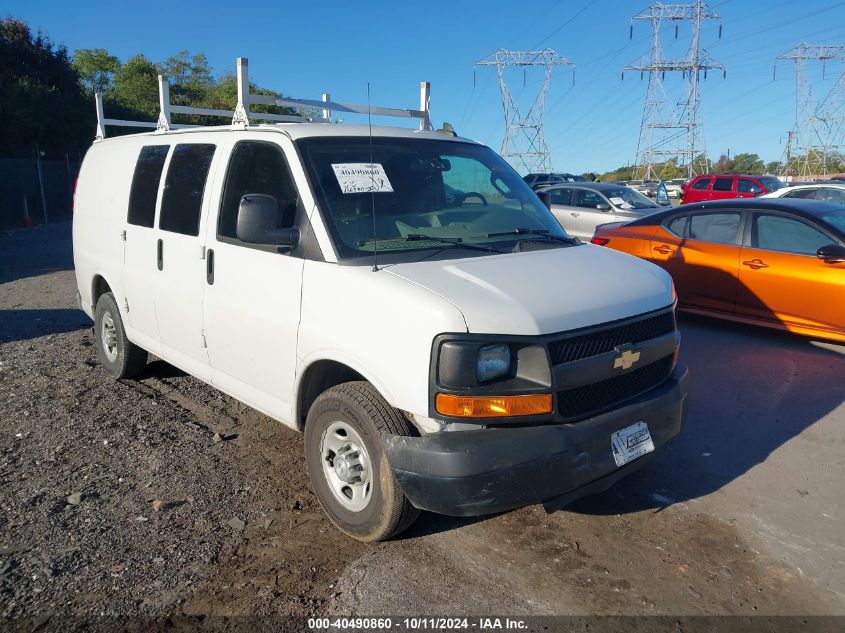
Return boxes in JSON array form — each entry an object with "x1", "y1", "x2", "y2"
[{"x1": 459, "y1": 192, "x2": 488, "y2": 206}]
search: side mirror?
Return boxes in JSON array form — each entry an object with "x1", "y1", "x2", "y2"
[
  {"x1": 595, "y1": 203, "x2": 611, "y2": 211},
  {"x1": 656, "y1": 182, "x2": 671, "y2": 205},
  {"x1": 817, "y1": 243, "x2": 845, "y2": 263},
  {"x1": 236, "y1": 194, "x2": 300, "y2": 249},
  {"x1": 539, "y1": 192, "x2": 552, "y2": 210}
]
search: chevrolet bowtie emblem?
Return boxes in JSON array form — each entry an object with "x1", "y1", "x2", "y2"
[{"x1": 613, "y1": 345, "x2": 641, "y2": 370}]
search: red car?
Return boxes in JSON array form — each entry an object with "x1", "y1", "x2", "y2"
[{"x1": 681, "y1": 174, "x2": 785, "y2": 204}]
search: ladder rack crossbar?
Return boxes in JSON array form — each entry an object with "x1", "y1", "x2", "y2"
[
  {"x1": 271, "y1": 96, "x2": 426, "y2": 120},
  {"x1": 94, "y1": 56, "x2": 433, "y2": 139}
]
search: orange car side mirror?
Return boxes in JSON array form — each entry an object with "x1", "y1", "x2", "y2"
[{"x1": 817, "y1": 244, "x2": 845, "y2": 263}]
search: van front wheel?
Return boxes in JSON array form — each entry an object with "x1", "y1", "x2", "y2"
[
  {"x1": 93, "y1": 292, "x2": 148, "y2": 379},
  {"x1": 304, "y1": 381, "x2": 420, "y2": 542}
]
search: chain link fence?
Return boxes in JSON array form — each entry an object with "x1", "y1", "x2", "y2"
[{"x1": 0, "y1": 150, "x2": 81, "y2": 229}]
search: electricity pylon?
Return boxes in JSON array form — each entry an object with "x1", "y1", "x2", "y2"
[
  {"x1": 475, "y1": 49, "x2": 572, "y2": 174},
  {"x1": 776, "y1": 43, "x2": 845, "y2": 179},
  {"x1": 624, "y1": 1, "x2": 724, "y2": 180}
]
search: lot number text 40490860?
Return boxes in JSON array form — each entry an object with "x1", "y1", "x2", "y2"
[{"x1": 308, "y1": 617, "x2": 529, "y2": 630}]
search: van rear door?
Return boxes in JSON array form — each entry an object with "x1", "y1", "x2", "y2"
[{"x1": 153, "y1": 143, "x2": 218, "y2": 380}]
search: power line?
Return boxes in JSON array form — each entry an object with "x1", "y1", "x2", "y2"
[{"x1": 530, "y1": 0, "x2": 598, "y2": 50}]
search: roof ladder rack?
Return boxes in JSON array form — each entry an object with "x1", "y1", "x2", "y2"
[{"x1": 94, "y1": 57, "x2": 432, "y2": 139}]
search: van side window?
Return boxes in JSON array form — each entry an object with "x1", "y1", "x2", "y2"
[
  {"x1": 218, "y1": 141, "x2": 299, "y2": 241},
  {"x1": 128, "y1": 145, "x2": 169, "y2": 228},
  {"x1": 159, "y1": 144, "x2": 216, "y2": 236},
  {"x1": 690, "y1": 178, "x2": 711, "y2": 190}
]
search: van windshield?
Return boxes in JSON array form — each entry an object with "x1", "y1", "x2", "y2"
[{"x1": 297, "y1": 137, "x2": 570, "y2": 261}]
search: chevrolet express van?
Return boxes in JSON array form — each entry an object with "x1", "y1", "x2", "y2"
[{"x1": 73, "y1": 122, "x2": 689, "y2": 541}]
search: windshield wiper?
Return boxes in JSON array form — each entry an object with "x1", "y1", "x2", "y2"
[
  {"x1": 403, "y1": 233, "x2": 503, "y2": 254},
  {"x1": 485, "y1": 228, "x2": 580, "y2": 245}
]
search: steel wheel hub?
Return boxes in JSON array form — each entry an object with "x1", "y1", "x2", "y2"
[
  {"x1": 320, "y1": 421, "x2": 373, "y2": 512},
  {"x1": 101, "y1": 312, "x2": 118, "y2": 362}
]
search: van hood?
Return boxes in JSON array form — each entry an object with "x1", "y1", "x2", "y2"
[{"x1": 384, "y1": 244, "x2": 673, "y2": 336}]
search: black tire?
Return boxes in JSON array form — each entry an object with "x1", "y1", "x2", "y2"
[
  {"x1": 304, "y1": 381, "x2": 420, "y2": 542},
  {"x1": 93, "y1": 292, "x2": 148, "y2": 379}
]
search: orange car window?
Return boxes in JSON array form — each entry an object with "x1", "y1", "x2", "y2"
[
  {"x1": 666, "y1": 215, "x2": 688, "y2": 237},
  {"x1": 689, "y1": 212, "x2": 742, "y2": 245},
  {"x1": 753, "y1": 214, "x2": 831, "y2": 256}
]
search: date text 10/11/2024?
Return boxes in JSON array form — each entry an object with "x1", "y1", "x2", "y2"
[{"x1": 308, "y1": 617, "x2": 529, "y2": 630}]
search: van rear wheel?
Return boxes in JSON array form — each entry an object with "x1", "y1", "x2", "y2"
[
  {"x1": 93, "y1": 292, "x2": 148, "y2": 379},
  {"x1": 304, "y1": 381, "x2": 420, "y2": 542}
]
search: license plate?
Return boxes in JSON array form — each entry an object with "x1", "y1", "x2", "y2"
[{"x1": 611, "y1": 421, "x2": 654, "y2": 467}]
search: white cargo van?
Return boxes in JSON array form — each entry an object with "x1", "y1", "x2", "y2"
[{"x1": 73, "y1": 60, "x2": 688, "y2": 541}]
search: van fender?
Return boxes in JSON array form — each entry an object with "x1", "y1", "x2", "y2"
[{"x1": 293, "y1": 350, "x2": 399, "y2": 424}]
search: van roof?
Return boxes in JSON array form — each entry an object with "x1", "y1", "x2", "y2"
[{"x1": 94, "y1": 122, "x2": 478, "y2": 145}]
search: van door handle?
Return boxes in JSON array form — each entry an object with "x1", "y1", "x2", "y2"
[
  {"x1": 571, "y1": 212, "x2": 580, "y2": 217},
  {"x1": 653, "y1": 245, "x2": 675, "y2": 255},
  {"x1": 157, "y1": 239, "x2": 163, "y2": 271},
  {"x1": 206, "y1": 249, "x2": 214, "y2": 285},
  {"x1": 742, "y1": 258, "x2": 769, "y2": 269}
]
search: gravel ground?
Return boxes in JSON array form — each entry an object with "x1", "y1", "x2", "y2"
[{"x1": 1, "y1": 224, "x2": 365, "y2": 630}]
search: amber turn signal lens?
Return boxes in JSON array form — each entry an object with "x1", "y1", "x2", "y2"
[{"x1": 435, "y1": 393, "x2": 553, "y2": 418}]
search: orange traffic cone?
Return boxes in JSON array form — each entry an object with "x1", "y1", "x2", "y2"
[{"x1": 22, "y1": 195, "x2": 33, "y2": 228}]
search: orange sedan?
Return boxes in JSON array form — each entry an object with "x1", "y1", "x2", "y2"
[{"x1": 591, "y1": 199, "x2": 845, "y2": 342}]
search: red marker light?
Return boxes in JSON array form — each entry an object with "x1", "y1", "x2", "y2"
[{"x1": 591, "y1": 237, "x2": 610, "y2": 246}]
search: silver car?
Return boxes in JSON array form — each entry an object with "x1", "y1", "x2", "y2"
[{"x1": 538, "y1": 183, "x2": 663, "y2": 240}]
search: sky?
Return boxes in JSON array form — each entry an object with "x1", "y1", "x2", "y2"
[{"x1": 6, "y1": 0, "x2": 845, "y2": 174}]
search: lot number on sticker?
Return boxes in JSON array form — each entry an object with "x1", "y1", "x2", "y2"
[
  {"x1": 331, "y1": 163, "x2": 394, "y2": 194},
  {"x1": 611, "y1": 421, "x2": 654, "y2": 467}
]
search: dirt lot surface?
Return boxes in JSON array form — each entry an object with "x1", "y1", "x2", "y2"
[{"x1": 1, "y1": 223, "x2": 844, "y2": 630}]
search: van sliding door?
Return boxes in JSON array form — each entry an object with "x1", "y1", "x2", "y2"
[
  {"x1": 123, "y1": 144, "x2": 169, "y2": 354},
  {"x1": 154, "y1": 143, "x2": 217, "y2": 380}
]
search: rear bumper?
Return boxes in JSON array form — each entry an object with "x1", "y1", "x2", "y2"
[{"x1": 383, "y1": 366, "x2": 688, "y2": 516}]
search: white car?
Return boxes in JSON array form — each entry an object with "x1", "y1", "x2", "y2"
[
  {"x1": 539, "y1": 183, "x2": 665, "y2": 240},
  {"x1": 761, "y1": 183, "x2": 845, "y2": 204},
  {"x1": 73, "y1": 59, "x2": 688, "y2": 541},
  {"x1": 663, "y1": 178, "x2": 687, "y2": 199}
]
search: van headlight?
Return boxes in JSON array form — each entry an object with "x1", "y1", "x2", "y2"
[{"x1": 477, "y1": 344, "x2": 511, "y2": 382}]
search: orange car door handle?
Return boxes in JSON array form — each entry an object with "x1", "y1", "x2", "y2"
[
  {"x1": 742, "y1": 259, "x2": 769, "y2": 269},
  {"x1": 653, "y1": 245, "x2": 675, "y2": 254}
]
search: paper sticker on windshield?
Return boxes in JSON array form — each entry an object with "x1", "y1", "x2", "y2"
[
  {"x1": 609, "y1": 197, "x2": 626, "y2": 206},
  {"x1": 331, "y1": 163, "x2": 394, "y2": 194}
]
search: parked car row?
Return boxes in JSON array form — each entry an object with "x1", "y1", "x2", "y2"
[
  {"x1": 526, "y1": 172, "x2": 845, "y2": 342},
  {"x1": 523, "y1": 172, "x2": 588, "y2": 191},
  {"x1": 536, "y1": 182, "x2": 662, "y2": 240}
]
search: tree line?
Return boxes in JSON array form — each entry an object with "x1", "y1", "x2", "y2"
[{"x1": 0, "y1": 17, "x2": 291, "y2": 158}]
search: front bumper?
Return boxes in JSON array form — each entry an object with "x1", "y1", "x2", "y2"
[{"x1": 383, "y1": 365, "x2": 688, "y2": 516}]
